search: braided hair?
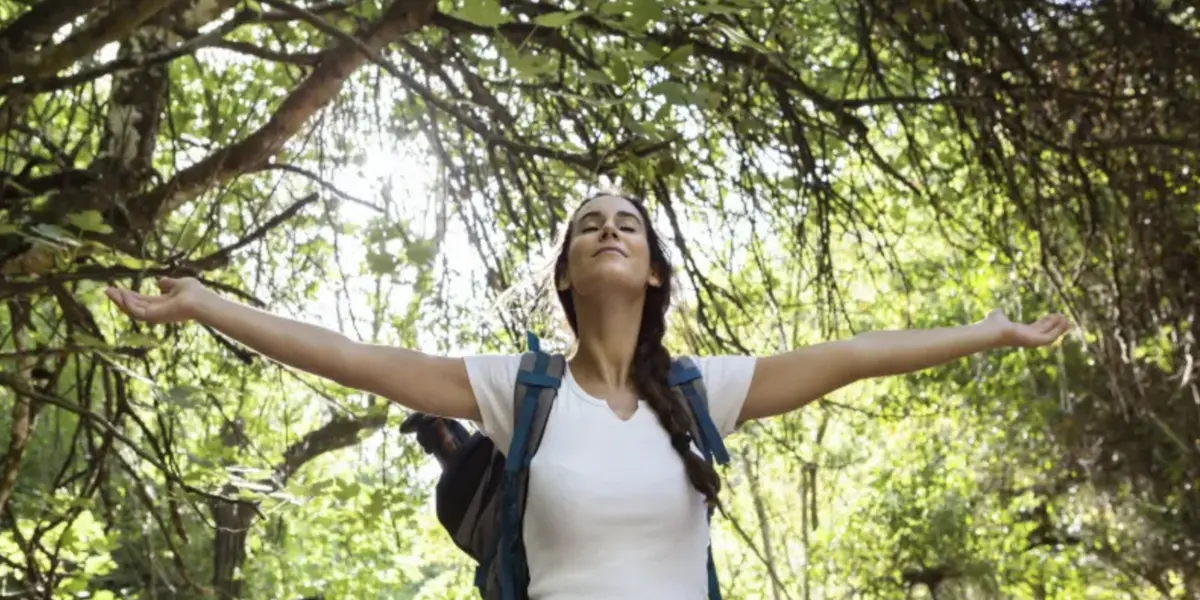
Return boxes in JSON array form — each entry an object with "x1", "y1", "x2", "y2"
[{"x1": 554, "y1": 193, "x2": 721, "y2": 504}]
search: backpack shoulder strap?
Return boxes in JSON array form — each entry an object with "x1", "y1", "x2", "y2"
[
  {"x1": 509, "y1": 350, "x2": 566, "y2": 468},
  {"x1": 670, "y1": 356, "x2": 730, "y2": 600},
  {"x1": 668, "y1": 356, "x2": 731, "y2": 466},
  {"x1": 496, "y1": 335, "x2": 565, "y2": 600}
]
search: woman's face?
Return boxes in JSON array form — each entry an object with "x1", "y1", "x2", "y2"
[{"x1": 559, "y1": 195, "x2": 660, "y2": 298}]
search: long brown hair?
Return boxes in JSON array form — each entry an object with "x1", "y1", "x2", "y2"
[{"x1": 553, "y1": 193, "x2": 721, "y2": 504}]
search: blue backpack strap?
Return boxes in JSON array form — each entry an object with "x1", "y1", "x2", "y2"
[
  {"x1": 669, "y1": 357, "x2": 729, "y2": 600},
  {"x1": 668, "y1": 357, "x2": 730, "y2": 466},
  {"x1": 707, "y1": 551, "x2": 722, "y2": 600},
  {"x1": 496, "y1": 332, "x2": 565, "y2": 600}
]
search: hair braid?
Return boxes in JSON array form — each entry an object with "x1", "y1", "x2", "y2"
[{"x1": 631, "y1": 304, "x2": 722, "y2": 505}]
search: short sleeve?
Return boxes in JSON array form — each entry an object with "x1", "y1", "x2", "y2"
[
  {"x1": 693, "y1": 355, "x2": 757, "y2": 437},
  {"x1": 463, "y1": 354, "x2": 523, "y2": 454}
]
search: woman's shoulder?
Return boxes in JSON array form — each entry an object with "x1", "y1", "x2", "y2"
[{"x1": 686, "y1": 354, "x2": 758, "y2": 375}]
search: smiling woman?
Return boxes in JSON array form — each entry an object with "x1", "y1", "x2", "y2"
[
  {"x1": 2, "y1": 0, "x2": 1194, "y2": 594},
  {"x1": 103, "y1": 188, "x2": 1069, "y2": 600}
]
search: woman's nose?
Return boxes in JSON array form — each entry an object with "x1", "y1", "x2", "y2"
[{"x1": 600, "y1": 222, "x2": 618, "y2": 238}]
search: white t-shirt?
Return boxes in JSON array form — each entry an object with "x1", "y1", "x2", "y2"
[{"x1": 464, "y1": 354, "x2": 757, "y2": 600}]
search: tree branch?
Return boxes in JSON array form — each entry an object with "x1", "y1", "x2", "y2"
[
  {"x1": 212, "y1": 40, "x2": 322, "y2": 66},
  {"x1": 259, "y1": 163, "x2": 384, "y2": 213},
  {"x1": 0, "y1": 372, "x2": 246, "y2": 507},
  {"x1": 1, "y1": 169, "x2": 99, "y2": 207},
  {"x1": 274, "y1": 412, "x2": 388, "y2": 485},
  {"x1": 0, "y1": 0, "x2": 177, "y2": 84},
  {"x1": 0, "y1": 0, "x2": 97, "y2": 54},
  {"x1": 0, "y1": 266, "x2": 266, "y2": 308},
  {"x1": 188, "y1": 193, "x2": 319, "y2": 270},
  {"x1": 0, "y1": 8, "x2": 262, "y2": 96},
  {"x1": 0, "y1": 301, "x2": 38, "y2": 514},
  {"x1": 134, "y1": 0, "x2": 439, "y2": 225}
]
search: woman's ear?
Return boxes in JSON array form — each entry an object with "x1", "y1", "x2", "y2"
[
  {"x1": 557, "y1": 272, "x2": 571, "y2": 292},
  {"x1": 647, "y1": 267, "x2": 662, "y2": 288}
]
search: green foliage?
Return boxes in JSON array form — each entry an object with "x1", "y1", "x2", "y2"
[{"x1": 2, "y1": 0, "x2": 1198, "y2": 597}]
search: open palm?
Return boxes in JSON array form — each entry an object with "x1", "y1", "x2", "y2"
[
  {"x1": 985, "y1": 309, "x2": 1071, "y2": 348},
  {"x1": 105, "y1": 277, "x2": 210, "y2": 324}
]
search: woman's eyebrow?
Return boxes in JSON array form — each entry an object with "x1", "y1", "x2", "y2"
[{"x1": 573, "y1": 209, "x2": 643, "y2": 227}]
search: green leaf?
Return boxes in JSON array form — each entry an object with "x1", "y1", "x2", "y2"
[
  {"x1": 583, "y1": 69, "x2": 614, "y2": 85},
  {"x1": 364, "y1": 489, "x2": 387, "y2": 520},
  {"x1": 72, "y1": 332, "x2": 107, "y2": 348},
  {"x1": 509, "y1": 54, "x2": 555, "y2": 80},
  {"x1": 405, "y1": 239, "x2": 437, "y2": 266},
  {"x1": 365, "y1": 250, "x2": 397, "y2": 275},
  {"x1": 533, "y1": 10, "x2": 581, "y2": 27},
  {"x1": 0, "y1": 223, "x2": 19, "y2": 235},
  {"x1": 450, "y1": 0, "x2": 511, "y2": 27},
  {"x1": 694, "y1": 4, "x2": 742, "y2": 14},
  {"x1": 609, "y1": 58, "x2": 631, "y2": 86},
  {"x1": 715, "y1": 22, "x2": 771, "y2": 53},
  {"x1": 597, "y1": 0, "x2": 633, "y2": 16},
  {"x1": 82, "y1": 553, "x2": 115, "y2": 576},
  {"x1": 30, "y1": 223, "x2": 80, "y2": 247},
  {"x1": 627, "y1": 1, "x2": 663, "y2": 29},
  {"x1": 545, "y1": 90, "x2": 629, "y2": 106},
  {"x1": 121, "y1": 332, "x2": 160, "y2": 348},
  {"x1": 648, "y1": 80, "x2": 692, "y2": 106},
  {"x1": 58, "y1": 576, "x2": 87, "y2": 593},
  {"x1": 167, "y1": 385, "x2": 202, "y2": 406},
  {"x1": 661, "y1": 44, "x2": 694, "y2": 67},
  {"x1": 335, "y1": 481, "x2": 361, "y2": 502},
  {"x1": 64, "y1": 210, "x2": 113, "y2": 234}
]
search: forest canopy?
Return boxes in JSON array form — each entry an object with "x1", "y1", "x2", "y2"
[{"x1": 1, "y1": 0, "x2": 1198, "y2": 598}]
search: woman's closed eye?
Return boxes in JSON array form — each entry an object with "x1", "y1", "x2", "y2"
[{"x1": 578, "y1": 222, "x2": 638, "y2": 234}]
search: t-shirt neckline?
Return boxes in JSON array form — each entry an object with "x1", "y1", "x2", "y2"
[{"x1": 563, "y1": 364, "x2": 646, "y2": 422}]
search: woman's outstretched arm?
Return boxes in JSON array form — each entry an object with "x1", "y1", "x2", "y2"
[
  {"x1": 739, "y1": 310, "x2": 1071, "y2": 422},
  {"x1": 106, "y1": 277, "x2": 478, "y2": 420}
]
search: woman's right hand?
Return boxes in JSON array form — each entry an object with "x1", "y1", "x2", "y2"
[{"x1": 106, "y1": 277, "x2": 213, "y2": 324}]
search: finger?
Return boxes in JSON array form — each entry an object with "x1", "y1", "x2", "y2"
[
  {"x1": 1039, "y1": 319, "x2": 1070, "y2": 344},
  {"x1": 158, "y1": 277, "x2": 178, "y2": 293},
  {"x1": 1036, "y1": 316, "x2": 1056, "y2": 336},
  {"x1": 113, "y1": 287, "x2": 155, "y2": 303},
  {"x1": 1044, "y1": 315, "x2": 1065, "y2": 332},
  {"x1": 106, "y1": 288, "x2": 135, "y2": 316},
  {"x1": 1031, "y1": 317, "x2": 1055, "y2": 334},
  {"x1": 1055, "y1": 318, "x2": 1072, "y2": 337},
  {"x1": 117, "y1": 290, "x2": 165, "y2": 322},
  {"x1": 124, "y1": 294, "x2": 154, "y2": 320},
  {"x1": 135, "y1": 295, "x2": 174, "y2": 322}
]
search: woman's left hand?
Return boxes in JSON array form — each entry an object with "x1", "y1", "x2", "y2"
[{"x1": 984, "y1": 309, "x2": 1072, "y2": 348}]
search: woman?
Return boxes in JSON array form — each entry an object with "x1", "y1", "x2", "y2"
[{"x1": 106, "y1": 193, "x2": 1070, "y2": 599}]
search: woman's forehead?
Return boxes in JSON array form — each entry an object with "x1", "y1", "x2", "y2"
[{"x1": 573, "y1": 195, "x2": 641, "y2": 222}]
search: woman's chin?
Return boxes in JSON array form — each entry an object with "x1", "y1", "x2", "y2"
[{"x1": 570, "y1": 271, "x2": 648, "y2": 299}]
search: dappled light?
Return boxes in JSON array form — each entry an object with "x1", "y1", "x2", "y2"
[{"x1": 1, "y1": 0, "x2": 1198, "y2": 598}]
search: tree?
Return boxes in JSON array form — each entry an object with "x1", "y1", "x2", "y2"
[{"x1": 2, "y1": 0, "x2": 1197, "y2": 597}]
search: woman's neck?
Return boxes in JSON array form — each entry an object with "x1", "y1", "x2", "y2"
[{"x1": 569, "y1": 295, "x2": 643, "y2": 389}]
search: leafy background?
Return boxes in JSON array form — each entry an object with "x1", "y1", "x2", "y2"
[{"x1": 1, "y1": 0, "x2": 1198, "y2": 598}]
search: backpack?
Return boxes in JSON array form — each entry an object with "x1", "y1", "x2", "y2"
[{"x1": 400, "y1": 334, "x2": 732, "y2": 600}]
